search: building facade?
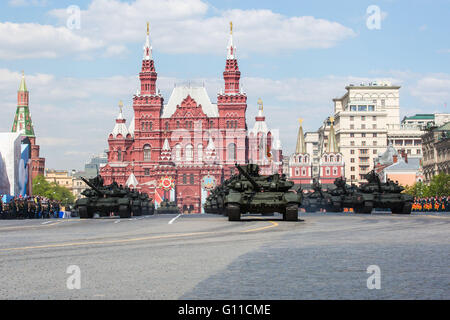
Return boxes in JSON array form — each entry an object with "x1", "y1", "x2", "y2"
[
  {"x1": 333, "y1": 81, "x2": 400, "y2": 183},
  {"x1": 100, "y1": 24, "x2": 279, "y2": 213},
  {"x1": 422, "y1": 122, "x2": 450, "y2": 182}
]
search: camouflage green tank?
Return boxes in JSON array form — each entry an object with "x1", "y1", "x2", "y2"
[
  {"x1": 156, "y1": 199, "x2": 180, "y2": 214},
  {"x1": 75, "y1": 176, "x2": 133, "y2": 218},
  {"x1": 224, "y1": 164, "x2": 301, "y2": 221},
  {"x1": 350, "y1": 170, "x2": 413, "y2": 214},
  {"x1": 301, "y1": 179, "x2": 333, "y2": 212}
]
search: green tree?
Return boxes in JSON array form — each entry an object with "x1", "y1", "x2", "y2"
[
  {"x1": 32, "y1": 175, "x2": 75, "y2": 205},
  {"x1": 428, "y1": 173, "x2": 450, "y2": 197}
]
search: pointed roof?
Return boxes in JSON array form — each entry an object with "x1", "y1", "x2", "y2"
[
  {"x1": 206, "y1": 136, "x2": 215, "y2": 150},
  {"x1": 111, "y1": 101, "x2": 129, "y2": 138},
  {"x1": 126, "y1": 173, "x2": 139, "y2": 187},
  {"x1": 162, "y1": 138, "x2": 170, "y2": 150},
  {"x1": 249, "y1": 98, "x2": 269, "y2": 135},
  {"x1": 295, "y1": 118, "x2": 306, "y2": 154},
  {"x1": 227, "y1": 21, "x2": 236, "y2": 59},
  {"x1": 143, "y1": 22, "x2": 153, "y2": 61},
  {"x1": 19, "y1": 71, "x2": 27, "y2": 92},
  {"x1": 327, "y1": 117, "x2": 339, "y2": 153}
]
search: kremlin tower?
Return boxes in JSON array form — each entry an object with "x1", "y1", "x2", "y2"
[
  {"x1": 11, "y1": 72, "x2": 45, "y2": 180},
  {"x1": 288, "y1": 119, "x2": 313, "y2": 186}
]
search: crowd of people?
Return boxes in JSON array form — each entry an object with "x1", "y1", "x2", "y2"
[
  {"x1": 412, "y1": 196, "x2": 450, "y2": 212},
  {"x1": 0, "y1": 195, "x2": 62, "y2": 219}
]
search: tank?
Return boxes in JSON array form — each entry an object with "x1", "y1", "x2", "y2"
[
  {"x1": 301, "y1": 179, "x2": 334, "y2": 212},
  {"x1": 74, "y1": 176, "x2": 133, "y2": 218},
  {"x1": 325, "y1": 177, "x2": 358, "y2": 212},
  {"x1": 140, "y1": 193, "x2": 155, "y2": 215},
  {"x1": 156, "y1": 199, "x2": 180, "y2": 214},
  {"x1": 350, "y1": 170, "x2": 414, "y2": 214},
  {"x1": 224, "y1": 163, "x2": 301, "y2": 221}
]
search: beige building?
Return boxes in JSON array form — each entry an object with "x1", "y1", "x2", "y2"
[
  {"x1": 422, "y1": 122, "x2": 450, "y2": 182},
  {"x1": 45, "y1": 169, "x2": 73, "y2": 190},
  {"x1": 333, "y1": 81, "x2": 400, "y2": 183},
  {"x1": 304, "y1": 131, "x2": 320, "y2": 178}
]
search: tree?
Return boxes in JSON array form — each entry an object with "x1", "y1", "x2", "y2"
[
  {"x1": 32, "y1": 175, "x2": 75, "y2": 205},
  {"x1": 404, "y1": 174, "x2": 450, "y2": 197}
]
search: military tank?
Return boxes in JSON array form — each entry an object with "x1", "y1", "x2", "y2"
[
  {"x1": 224, "y1": 163, "x2": 301, "y2": 221},
  {"x1": 156, "y1": 199, "x2": 180, "y2": 214},
  {"x1": 140, "y1": 193, "x2": 155, "y2": 215},
  {"x1": 350, "y1": 170, "x2": 413, "y2": 214},
  {"x1": 301, "y1": 179, "x2": 333, "y2": 212},
  {"x1": 75, "y1": 176, "x2": 133, "y2": 218},
  {"x1": 325, "y1": 177, "x2": 358, "y2": 212}
]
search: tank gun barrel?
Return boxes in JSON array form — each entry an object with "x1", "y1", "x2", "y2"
[
  {"x1": 235, "y1": 163, "x2": 260, "y2": 191},
  {"x1": 80, "y1": 176, "x2": 104, "y2": 196}
]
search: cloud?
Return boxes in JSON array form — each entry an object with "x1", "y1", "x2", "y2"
[
  {"x1": 8, "y1": 0, "x2": 48, "y2": 7},
  {"x1": 0, "y1": 22, "x2": 103, "y2": 60},
  {"x1": 48, "y1": 0, "x2": 356, "y2": 56},
  {"x1": 410, "y1": 74, "x2": 450, "y2": 105}
]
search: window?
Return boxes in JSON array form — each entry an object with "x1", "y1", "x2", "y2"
[
  {"x1": 144, "y1": 168, "x2": 150, "y2": 176},
  {"x1": 351, "y1": 175, "x2": 355, "y2": 180},
  {"x1": 175, "y1": 144, "x2": 181, "y2": 161},
  {"x1": 185, "y1": 144, "x2": 193, "y2": 161},
  {"x1": 381, "y1": 99, "x2": 385, "y2": 106},
  {"x1": 295, "y1": 168, "x2": 300, "y2": 176},
  {"x1": 351, "y1": 167, "x2": 355, "y2": 171},
  {"x1": 182, "y1": 174, "x2": 187, "y2": 184},
  {"x1": 210, "y1": 120, "x2": 214, "y2": 128},
  {"x1": 350, "y1": 124, "x2": 354, "y2": 130},
  {"x1": 165, "y1": 122, "x2": 169, "y2": 131},
  {"x1": 362, "y1": 141, "x2": 366, "y2": 146},
  {"x1": 373, "y1": 149, "x2": 378, "y2": 154},
  {"x1": 368, "y1": 105, "x2": 375, "y2": 111},
  {"x1": 350, "y1": 105, "x2": 356, "y2": 111},
  {"x1": 351, "y1": 158, "x2": 355, "y2": 163},
  {"x1": 176, "y1": 121, "x2": 180, "y2": 129},
  {"x1": 361, "y1": 124, "x2": 366, "y2": 129},
  {"x1": 197, "y1": 144, "x2": 203, "y2": 162},
  {"x1": 228, "y1": 143, "x2": 236, "y2": 160},
  {"x1": 350, "y1": 141, "x2": 355, "y2": 146},
  {"x1": 143, "y1": 145, "x2": 151, "y2": 161},
  {"x1": 190, "y1": 174, "x2": 194, "y2": 185},
  {"x1": 372, "y1": 124, "x2": 377, "y2": 129},
  {"x1": 302, "y1": 168, "x2": 307, "y2": 176},
  {"x1": 350, "y1": 116, "x2": 354, "y2": 121},
  {"x1": 417, "y1": 149, "x2": 421, "y2": 154},
  {"x1": 350, "y1": 149, "x2": 355, "y2": 155},
  {"x1": 373, "y1": 141, "x2": 377, "y2": 146},
  {"x1": 361, "y1": 133, "x2": 366, "y2": 137},
  {"x1": 358, "y1": 105, "x2": 367, "y2": 111},
  {"x1": 373, "y1": 133, "x2": 377, "y2": 137},
  {"x1": 360, "y1": 149, "x2": 368, "y2": 154},
  {"x1": 350, "y1": 133, "x2": 354, "y2": 137},
  {"x1": 117, "y1": 150, "x2": 122, "y2": 161},
  {"x1": 361, "y1": 116, "x2": 366, "y2": 121},
  {"x1": 333, "y1": 167, "x2": 338, "y2": 175},
  {"x1": 372, "y1": 116, "x2": 376, "y2": 121}
]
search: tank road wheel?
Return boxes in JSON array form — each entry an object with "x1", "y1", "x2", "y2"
[
  {"x1": 283, "y1": 204, "x2": 298, "y2": 221},
  {"x1": 392, "y1": 202, "x2": 412, "y2": 214},
  {"x1": 78, "y1": 206, "x2": 89, "y2": 219},
  {"x1": 132, "y1": 206, "x2": 142, "y2": 216},
  {"x1": 119, "y1": 205, "x2": 131, "y2": 218},
  {"x1": 355, "y1": 201, "x2": 373, "y2": 214},
  {"x1": 226, "y1": 203, "x2": 241, "y2": 221}
]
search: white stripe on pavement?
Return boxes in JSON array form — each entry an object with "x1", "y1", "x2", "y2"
[{"x1": 168, "y1": 214, "x2": 181, "y2": 225}]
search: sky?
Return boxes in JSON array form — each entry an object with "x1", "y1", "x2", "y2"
[{"x1": 0, "y1": 0, "x2": 449, "y2": 170}]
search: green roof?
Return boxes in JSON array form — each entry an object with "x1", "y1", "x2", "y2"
[
  {"x1": 19, "y1": 74, "x2": 27, "y2": 92},
  {"x1": 404, "y1": 114, "x2": 434, "y2": 120},
  {"x1": 436, "y1": 122, "x2": 450, "y2": 131}
]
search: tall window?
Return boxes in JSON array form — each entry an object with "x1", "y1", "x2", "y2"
[
  {"x1": 182, "y1": 174, "x2": 187, "y2": 184},
  {"x1": 185, "y1": 144, "x2": 193, "y2": 161},
  {"x1": 117, "y1": 150, "x2": 122, "y2": 161},
  {"x1": 228, "y1": 143, "x2": 236, "y2": 161},
  {"x1": 190, "y1": 174, "x2": 194, "y2": 184},
  {"x1": 175, "y1": 144, "x2": 181, "y2": 161},
  {"x1": 197, "y1": 144, "x2": 203, "y2": 162},
  {"x1": 143, "y1": 145, "x2": 151, "y2": 161},
  {"x1": 165, "y1": 122, "x2": 169, "y2": 131},
  {"x1": 149, "y1": 122, "x2": 153, "y2": 131}
]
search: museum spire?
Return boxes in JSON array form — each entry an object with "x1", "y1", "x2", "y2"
[
  {"x1": 327, "y1": 117, "x2": 339, "y2": 153},
  {"x1": 295, "y1": 118, "x2": 306, "y2": 154},
  {"x1": 223, "y1": 21, "x2": 241, "y2": 94}
]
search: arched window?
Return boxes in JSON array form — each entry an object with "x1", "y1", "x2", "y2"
[
  {"x1": 330, "y1": 155, "x2": 334, "y2": 162},
  {"x1": 149, "y1": 122, "x2": 153, "y2": 131},
  {"x1": 175, "y1": 144, "x2": 181, "y2": 161},
  {"x1": 185, "y1": 144, "x2": 193, "y2": 161},
  {"x1": 228, "y1": 143, "x2": 236, "y2": 160},
  {"x1": 326, "y1": 167, "x2": 330, "y2": 175},
  {"x1": 165, "y1": 122, "x2": 169, "y2": 131},
  {"x1": 141, "y1": 122, "x2": 145, "y2": 131},
  {"x1": 302, "y1": 168, "x2": 306, "y2": 176},
  {"x1": 197, "y1": 144, "x2": 203, "y2": 162},
  {"x1": 117, "y1": 149, "x2": 122, "y2": 161},
  {"x1": 304, "y1": 156, "x2": 309, "y2": 163},
  {"x1": 333, "y1": 167, "x2": 338, "y2": 175},
  {"x1": 143, "y1": 145, "x2": 151, "y2": 161}
]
